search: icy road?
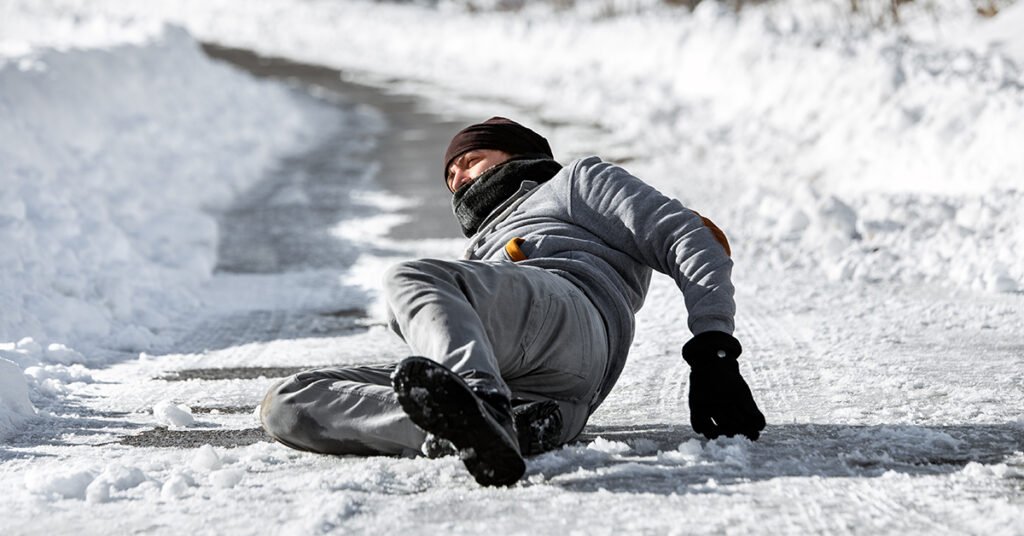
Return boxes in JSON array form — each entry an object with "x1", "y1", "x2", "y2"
[
  {"x1": 2, "y1": 42, "x2": 1021, "y2": 534},
  {"x1": 5, "y1": 0, "x2": 1024, "y2": 528}
]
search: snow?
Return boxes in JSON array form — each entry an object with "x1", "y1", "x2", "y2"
[
  {"x1": 1, "y1": 0, "x2": 1023, "y2": 533},
  {"x1": 0, "y1": 357, "x2": 36, "y2": 439},
  {"x1": 192, "y1": 444, "x2": 225, "y2": 472},
  {"x1": 152, "y1": 400, "x2": 196, "y2": 428},
  {"x1": 972, "y1": 0, "x2": 1024, "y2": 63}
]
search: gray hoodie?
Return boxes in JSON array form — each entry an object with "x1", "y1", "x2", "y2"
[{"x1": 462, "y1": 156, "x2": 736, "y2": 409}]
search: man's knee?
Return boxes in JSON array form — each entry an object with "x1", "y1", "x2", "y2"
[
  {"x1": 382, "y1": 259, "x2": 455, "y2": 307},
  {"x1": 259, "y1": 378, "x2": 301, "y2": 444},
  {"x1": 259, "y1": 372, "x2": 389, "y2": 456},
  {"x1": 259, "y1": 374, "x2": 328, "y2": 451},
  {"x1": 384, "y1": 259, "x2": 444, "y2": 288}
]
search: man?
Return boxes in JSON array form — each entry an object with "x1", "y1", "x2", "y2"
[{"x1": 260, "y1": 117, "x2": 765, "y2": 487}]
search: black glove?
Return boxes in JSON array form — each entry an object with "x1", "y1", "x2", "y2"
[{"x1": 683, "y1": 331, "x2": 766, "y2": 441}]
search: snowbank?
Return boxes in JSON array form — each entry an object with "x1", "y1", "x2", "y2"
[
  {"x1": 0, "y1": 24, "x2": 316, "y2": 437},
  {"x1": 0, "y1": 24, "x2": 320, "y2": 351},
  {"x1": 0, "y1": 25, "x2": 311, "y2": 351}
]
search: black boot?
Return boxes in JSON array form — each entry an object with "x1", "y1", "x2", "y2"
[
  {"x1": 391, "y1": 356, "x2": 525, "y2": 487},
  {"x1": 513, "y1": 399, "x2": 563, "y2": 456},
  {"x1": 422, "y1": 400, "x2": 564, "y2": 458}
]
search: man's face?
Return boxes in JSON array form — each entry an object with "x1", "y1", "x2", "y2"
[{"x1": 447, "y1": 149, "x2": 512, "y2": 193}]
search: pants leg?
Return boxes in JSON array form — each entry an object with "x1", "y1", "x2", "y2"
[
  {"x1": 262, "y1": 258, "x2": 609, "y2": 456},
  {"x1": 260, "y1": 363, "x2": 425, "y2": 456}
]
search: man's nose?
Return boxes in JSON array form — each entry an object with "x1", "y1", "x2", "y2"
[{"x1": 451, "y1": 169, "x2": 472, "y2": 192}]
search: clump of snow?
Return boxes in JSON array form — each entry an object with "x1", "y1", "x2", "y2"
[
  {"x1": 657, "y1": 438, "x2": 705, "y2": 464},
  {"x1": 192, "y1": 444, "x2": 225, "y2": 472},
  {"x1": 84, "y1": 465, "x2": 149, "y2": 504},
  {"x1": 703, "y1": 438, "x2": 752, "y2": 469},
  {"x1": 587, "y1": 436, "x2": 632, "y2": 455},
  {"x1": 0, "y1": 357, "x2": 36, "y2": 439},
  {"x1": 961, "y1": 461, "x2": 1022, "y2": 479},
  {"x1": 24, "y1": 468, "x2": 98, "y2": 501},
  {"x1": 209, "y1": 468, "x2": 245, "y2": 489},
  {"x1": 23, "y1": 462, "x2": 157, "y2": 503},
  {"x1": 85, "y1": 479, "x2": 111, "y2": 504},
  {"x1": 24, "y1": 363, "x2": 95, "y2": 398},
  {"x1": 677, "y1": 439, "x2": 704, "y2": 458},
  {"x1": 153, "y1": 400, "x2": 196, "y2": 428},
  {"x1": 160, "y1": 472, "x2": 197, "y2": 500},
  {"x1": 40, "y1": 343, "x2": 85, "y2": 365}
]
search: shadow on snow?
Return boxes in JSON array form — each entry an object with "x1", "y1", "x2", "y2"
[{"x1": 528, "y1": 422, "x2": 1024, "y2": 494}]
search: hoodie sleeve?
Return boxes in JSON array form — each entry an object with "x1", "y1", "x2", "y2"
[{"x1": 567, "y1": 157, "x2": 736, "y2": 336}]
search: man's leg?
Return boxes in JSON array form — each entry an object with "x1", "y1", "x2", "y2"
[
  {"x1": 262, "y1": 259, "x2": 609, "y2": 461},
  {"x1": 260, "y1": 363, "x2": 425, "y2": 456},
  {"x1": 384, "y1": 259, "x2": 608, "y2": 449}
]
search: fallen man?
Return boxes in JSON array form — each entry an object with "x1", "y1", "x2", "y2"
[{"x1": 260, "y1": 117, "x2": 765, "y2": 486}]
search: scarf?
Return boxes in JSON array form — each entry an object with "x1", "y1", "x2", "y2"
[{"x1": 451, "y1": 155, "x2": 563, "y2": 237}]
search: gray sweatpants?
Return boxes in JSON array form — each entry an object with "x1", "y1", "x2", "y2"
[{"x1": 260, "y1": 259, "x2": 609, "y2": 456}]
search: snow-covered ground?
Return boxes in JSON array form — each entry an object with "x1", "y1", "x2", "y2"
[{"x1": 1, "y1": 0, "x2": 1022, "y2": 533}]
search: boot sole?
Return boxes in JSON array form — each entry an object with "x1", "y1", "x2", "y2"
[{"x1": 393, "y1": 357, "x2": 525, "y2": 487}]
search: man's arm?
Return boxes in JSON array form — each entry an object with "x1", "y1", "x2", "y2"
[
  {"x1": 568, "y1": 157, "x2": 765, "y2": 440},
  {"x1": 567, "y1": 157, "x2": 735, "y2": 335}
]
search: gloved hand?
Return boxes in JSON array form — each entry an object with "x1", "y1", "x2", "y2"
[{"x1": 682, "y1": 331, "x2": 766, "y2": 441}]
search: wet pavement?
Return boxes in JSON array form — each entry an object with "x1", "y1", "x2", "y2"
[
  {"x1": 120, "y1": 427, "x2": 269, "y2": 449},
  {"x1": 202, "y1": 43, "x2": 467, "y2": 243}
]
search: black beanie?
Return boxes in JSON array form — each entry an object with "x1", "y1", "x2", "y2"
[{"x1": 443, "y1": 117, "x2": 553, "y2": 181}]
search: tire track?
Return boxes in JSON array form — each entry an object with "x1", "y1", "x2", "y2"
[{"x1": 736, "y1": 291, "x2": 808, "y2": 423}]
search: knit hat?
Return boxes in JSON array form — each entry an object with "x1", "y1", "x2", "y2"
[{"x1": 443, "y1": 117, "x2": 553, "y2": 181}]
